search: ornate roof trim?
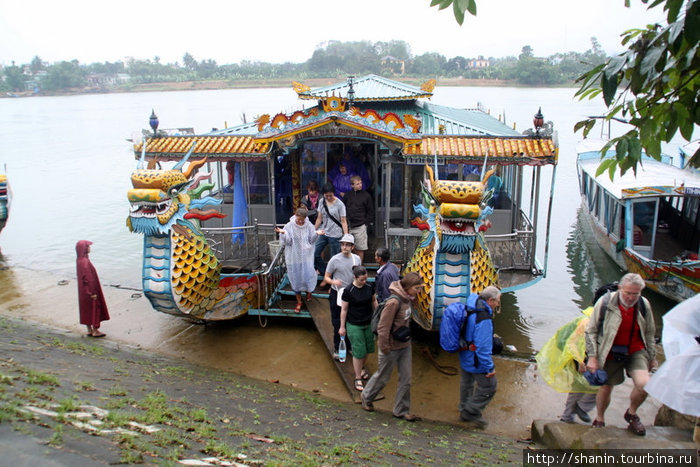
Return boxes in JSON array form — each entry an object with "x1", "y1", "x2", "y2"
[
  {"x1": 132, "y1": 136, "x2": 271, "y2": 161},
  {"x1": 402, "y1": 135, "x2": 558, "y2": 165}
]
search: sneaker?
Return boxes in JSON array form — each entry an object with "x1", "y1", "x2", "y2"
[
  {"x1": 574, "y1": 403, "x2": 592, "y2": 423},
  {"x1": 592, "y1": 419, "x2": 605, "y2": 428},
  {"x1": 624, "y1": 409, "x2": 646, "y2": 436}
]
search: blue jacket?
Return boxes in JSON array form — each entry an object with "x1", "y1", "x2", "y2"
[{"x1": 458, "y1": 293, "x2": 495, "y2": 374}]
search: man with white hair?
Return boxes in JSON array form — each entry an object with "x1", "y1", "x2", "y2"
[
  {"x1": 458, "y1": 285, "x2": 501, "y2": 429},
  {"x1": 584, "y1": 273, "x2": 658, "y2": 435}
]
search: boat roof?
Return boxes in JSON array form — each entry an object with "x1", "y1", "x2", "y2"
[
  {"x1": 135, "y1": 75, "x2": 555, "y2": 164},
  {"x1": 294, "y1": 74, "x2": 434, "y2": 102},
  {"x1": 578, "y1": 140, "x2": 700, "y2": 199}
]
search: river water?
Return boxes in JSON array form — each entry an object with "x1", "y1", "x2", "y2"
[{"x1": 0, "y1": 86, "x2": 678, "y2": 355}]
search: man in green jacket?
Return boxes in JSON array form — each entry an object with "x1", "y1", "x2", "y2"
[{"x1": 584, "y1": 273, "x2": 658, "y2": 436}]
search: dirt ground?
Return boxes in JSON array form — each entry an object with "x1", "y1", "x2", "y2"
[{"x1": 0, "y1": 315, "x2": 525, "y2": 465}]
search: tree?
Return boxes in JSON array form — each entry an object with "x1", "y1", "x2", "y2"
[
  {"x1": 429, "y1": 0, "x2": 700, "y2": 171},
  {"x1": 182, "y1": 53, "x2": 197, "y2": 71},
  {"x1": 575, "y1": 0, "x2": 699, "y2": 173},
  {"x1": 3, "y1": 64, "x2": 25, "y2": 91},
  {"x1": 40, "y1": 60, "x2": 85, "y2": 90}
]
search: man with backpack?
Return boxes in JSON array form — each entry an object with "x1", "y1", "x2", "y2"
[
  {"x1": 440, "y1": 286, "x2": 501, "y2": 429},
  {"x1": 584, "y1": 273, "x2": 658, "y2": 436}
]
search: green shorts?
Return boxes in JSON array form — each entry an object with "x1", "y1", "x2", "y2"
[
  {"x1": 346, "y1": 322, "x2": 375, "y2": 359},
  {"x1": 602, "y1": 350, "x2": 649, "y2": 386}
]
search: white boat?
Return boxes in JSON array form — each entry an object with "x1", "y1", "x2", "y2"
[{"x1": 576, "y1": 138, "x2": 700, "y2": 302}]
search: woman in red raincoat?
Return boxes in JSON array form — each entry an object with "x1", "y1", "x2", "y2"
[{"x1": 76, "y1": 240, "x2": 109, "y2": 337}]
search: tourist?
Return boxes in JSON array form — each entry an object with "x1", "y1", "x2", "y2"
[
  {"x1": 300, "y1": 180, "x2": 320, "y2": 225},
  {"x1": 275, "y1": 206, "x2": 324, "y2": 313},
  {"x1": 75, "y1": 240, "x2": 110, "y2": 338},
  {"x1": 339, "y1": 265, "x2": 378, "y2": 391},
  {"x1": 458, "y1": 286, "x2": 500, "y2": 429},
  {"x1": 320, "y1": 234, "x2": 360, "y2": 358},
  {"x1": 313, "y1": 183, "x2": 348, "y2": 275},
  {"x1": 374, "y1": 247, "x2": 399, "y2": 303},
  {"x1": 342, "y1": 175, "x2": 373, "y2": 262},
  {"x1": 584, "y1": 273, "x2": 658, "y2": 435},
  {"x1": 361, "y1": 272, "x2": 424, "y2": 422}
]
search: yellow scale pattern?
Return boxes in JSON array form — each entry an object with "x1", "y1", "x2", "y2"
[{"x1": 171, "y1": 227, "x2": 222, "y2": 317}]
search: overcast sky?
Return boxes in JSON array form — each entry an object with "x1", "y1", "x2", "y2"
[{"x1": 0, "y1": 0, "x2": 667, "y2": 66}]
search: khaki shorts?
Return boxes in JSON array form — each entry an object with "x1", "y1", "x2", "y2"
[
  {"x1": 349, "y1": 225, "x2": 368, "y2": 251},
  {"x1": 602, "y1": 350, "x2": 649, "y2": 386}
]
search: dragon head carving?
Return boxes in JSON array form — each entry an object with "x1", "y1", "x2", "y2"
[
  {"x1": 423, "y1": 164, "x2": 494, "y2": 252},
  {"x1": 404, "y1": 164, "x2": 498, "y2": 329}
]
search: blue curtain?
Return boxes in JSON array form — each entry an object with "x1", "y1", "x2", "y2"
[{"x1": 232, "y1": 162, "x2": 248, "y2": 245}]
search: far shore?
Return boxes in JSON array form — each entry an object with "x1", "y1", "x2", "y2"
[{"x1": 3, "y1": 77, "x2": 576, "y2": 98}]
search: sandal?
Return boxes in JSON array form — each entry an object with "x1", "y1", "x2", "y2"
[
  {"x1": 294, "y1": 303, "x2": 303, "y2": 313},
  {"x1": 354, "y1": 378, "x2": 364, "y2": 391},
  {"x1": 360, "y1": 369, "x2": 370, "y2": 381},
  {"x1": 306, "y1": 292, "x2": 313, "y2": 302}
]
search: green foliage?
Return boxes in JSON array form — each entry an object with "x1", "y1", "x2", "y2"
[
  {"x1": 2, "y1": 65, "x2": 26, "y2": 92},
  {"x1": 429, "y1": 0, "x2": 477, "y2": 25},
  {"x1": 575, "y1": 0, "x2": 700, "y2": 172},
  {"x1": 40, "y1": 60, "x2": 86, "y2": 91}
]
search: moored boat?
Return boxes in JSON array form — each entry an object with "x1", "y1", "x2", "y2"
[
  {"x1": 576, "y1": 138, "x2": 700, "y2": 302},
  {"x1": 0, "y1": 170, "x2": 10, "y2": 235},
  {"x1": 127, "y1": 75, "x2": 558, "y2": 328}
]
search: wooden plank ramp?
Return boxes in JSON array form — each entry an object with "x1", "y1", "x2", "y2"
[{"x1": 306, "y1": 297, "x2": 362, "y2": 403}]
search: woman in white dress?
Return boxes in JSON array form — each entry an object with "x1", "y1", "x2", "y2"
[{"x1": 275, "y1": 206, "x2": 324, "y2": 312}]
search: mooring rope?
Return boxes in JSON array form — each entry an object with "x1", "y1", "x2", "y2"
[{"x1": 420, "y1": 346, "x2": 458, "y2": 376}]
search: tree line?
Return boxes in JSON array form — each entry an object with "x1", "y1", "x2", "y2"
[{"x1": 1, "y1": 39, "x2": 609, "y2": 93}]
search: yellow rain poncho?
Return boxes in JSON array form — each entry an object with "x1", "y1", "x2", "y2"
[{"x1": 535, "y1": 307, "x2": 598, "y2": 393}]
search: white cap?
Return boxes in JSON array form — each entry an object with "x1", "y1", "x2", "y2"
[{"x1": 340, "y1": 233, "x2": 355, "y2": 244}]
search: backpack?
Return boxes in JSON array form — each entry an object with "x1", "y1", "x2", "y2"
[
  {"x1": 439, "y1": 295, "x2": 492, "y2": 353},
  {"x1": 371, "y1": 294, "x2": 400, "y2": 335},
  {"x1": 593, "y1": 282, "x2": 647, "y2": 338}
]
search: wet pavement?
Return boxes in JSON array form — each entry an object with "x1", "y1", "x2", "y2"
[{"x1": 0, "y1": 265, "x2": 665, "y2": 441}]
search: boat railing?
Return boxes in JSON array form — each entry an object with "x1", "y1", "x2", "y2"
[
  {"x1": 201, "y1": 221, "x2": 278, "y2": 269},
  {"x1": 201, "y1": 222, "x2": 286, "y2": 311},
  {"x1": 385, "y1": 209, "x2": 537, "y2": 271}
]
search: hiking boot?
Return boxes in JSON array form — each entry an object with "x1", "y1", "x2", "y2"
[
  {"x1": 460, "y1": 413, "x2": 487, "y2": 429},
  {"x1": 624, "y1": 409, "x2": 646, "y2": 436},
  {"x1": 574, "y1": 403, "x2": 591, "y2": 423}
]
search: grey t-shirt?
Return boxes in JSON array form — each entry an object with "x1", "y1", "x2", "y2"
[
  {"x1": 326, "y1": 253, "x2": 360, "y2": 291},
  {"x1": 318, "y1": 197, "x2": 346, "y2": 239}
]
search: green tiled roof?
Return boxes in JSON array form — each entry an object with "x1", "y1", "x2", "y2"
[{"x1": 297, "y1": 74, "x2": 432, "y2": 102}]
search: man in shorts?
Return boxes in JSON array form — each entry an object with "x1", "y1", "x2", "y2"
[
  {"x1": 584, "y1": 273, "x2": 658, "y2": 435},
  {"x1": 342, "y1": 176, "x2": 373, "y2": 262}
]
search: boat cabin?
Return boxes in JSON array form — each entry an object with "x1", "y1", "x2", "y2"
[{"x1": 134, "y1": 75, "x2": 558, "y2": 294}]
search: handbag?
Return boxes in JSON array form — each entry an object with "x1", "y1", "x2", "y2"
[
  {"x1": 610, "y1": 344, "x2": 629, "y2": 362},
  {"x1": 392, "y1": 325, "x2": 411, "y2": 342}
]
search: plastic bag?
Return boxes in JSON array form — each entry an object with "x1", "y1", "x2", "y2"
[{"x1": 534, "y1": 307, "x2": 598, "y2": 393}]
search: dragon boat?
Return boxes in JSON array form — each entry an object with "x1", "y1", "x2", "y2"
[
  {"x1": 127, "y1": 74, "x2": 558, "y2": 328},
  {"x1": 577, "y1": 138, "x2": 700, "y2": 302}
]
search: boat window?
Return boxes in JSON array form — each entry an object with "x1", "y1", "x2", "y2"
[
  {"x1": 631, "y1": 200, "x2": 656, "y2": 247},
  {"x1": 247, "y1": 160, "x2": 271, "y2": 205}
]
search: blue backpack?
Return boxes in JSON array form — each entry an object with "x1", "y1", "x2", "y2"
[{"x1": 440, "y1": 294, "x2": 493, "y2": 352}]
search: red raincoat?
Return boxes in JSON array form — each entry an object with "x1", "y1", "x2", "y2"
[{"x1": 76, "y1": 240, "x2": 110, "y2": 328}]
